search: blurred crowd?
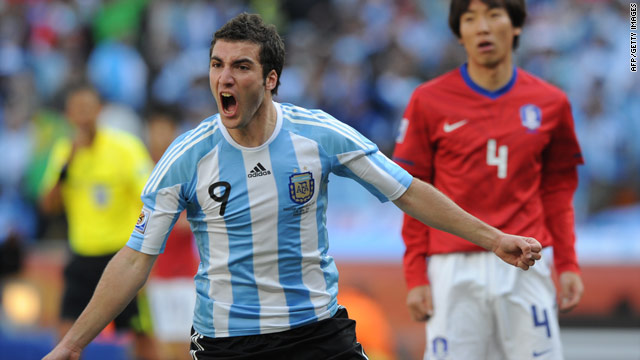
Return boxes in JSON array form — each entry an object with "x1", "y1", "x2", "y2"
[{"x1": 0, "y1": 0, "x2": 638, "y2": 253}]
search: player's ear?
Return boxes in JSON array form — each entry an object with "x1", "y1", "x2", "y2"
[
  {"x1": 513, "y1": 27, "x2": 522, "y2": 36},
  {"x1": 265, "y1": 69, "x2": 277, "y2": 92}
]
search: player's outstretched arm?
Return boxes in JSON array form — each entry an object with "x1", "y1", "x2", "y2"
[
  {"x1": 393, "y1": 178, "x2": 541, "y2": 270},
  {"x1": 43, "y1": 247, "x2": 157, "y2": 360}
]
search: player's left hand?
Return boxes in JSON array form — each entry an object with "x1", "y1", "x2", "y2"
[
  {"x1": 559, "y1": 271, "x2": 584, "y2": 313},
  {"x1": 492, "y1": 234, "x2": 542, "y2": 270}
]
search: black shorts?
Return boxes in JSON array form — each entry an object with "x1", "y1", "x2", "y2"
[
  {"x1": 190, "y1": 307, "x2": 368, "y2": 360},
  {"x1": 61, "y1": 253, "x2": 141, "y2": 331}
]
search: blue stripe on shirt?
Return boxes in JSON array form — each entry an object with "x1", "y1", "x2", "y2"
[
  {"x1": 191, "y1": 197, "x2": 214, "y2": 336},
  {"x1": 218, "y1": 145, "x2": 261, "y2": 333},
  {"x1": 315, "y1": 143, "x2": 339, "y2": 316},
  {"x1": 269, "y1": 131, "x2": 315, "y2": 325}
]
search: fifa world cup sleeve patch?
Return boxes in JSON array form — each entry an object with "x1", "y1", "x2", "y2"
[{"x1": 134, "y1": 208, "x2": 151, "y2": 234}]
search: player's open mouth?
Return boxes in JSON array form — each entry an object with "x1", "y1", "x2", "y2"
[
  {"x1": 478, "y1": 41, "x2": 494, "y2": 52},
  {"x1": 221, "y1": 92, "x2": 237, "y2": 116}
]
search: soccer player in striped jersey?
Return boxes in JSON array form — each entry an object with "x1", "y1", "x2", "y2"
[
  {"x1": 393, "y1": 0, "x2": 584, "y2": 359},
  {"x1": 44, "y1": 13, "x2": 542, "y2": 360}
]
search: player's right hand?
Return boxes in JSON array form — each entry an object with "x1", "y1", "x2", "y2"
[
  {"x1": 406, "y1": 284, "x2": 433, "y2": 322},
  {"x1": 493, "y1": 234, "x2": 542, "y2": 270}
]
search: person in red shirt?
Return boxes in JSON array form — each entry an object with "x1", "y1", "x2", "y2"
[{"x1": 393, "y1": 0, "x2": 584, "y2": 359}]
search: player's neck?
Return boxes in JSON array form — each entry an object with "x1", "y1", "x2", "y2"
[
  {"x1": 466, "y1": 58, "x2": 514, "y2": 92},
  {"x1": 228, "y1": 99, "x2": 277, "y2": 148}
]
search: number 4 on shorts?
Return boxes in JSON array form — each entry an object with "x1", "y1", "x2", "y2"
[{"x1": 531, "y1": 305, "x2": 551, "y2": 338}]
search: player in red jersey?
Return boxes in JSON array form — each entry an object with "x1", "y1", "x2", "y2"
[{"x1": 393, "y1": 0, "x2": 584, "y2": 359}]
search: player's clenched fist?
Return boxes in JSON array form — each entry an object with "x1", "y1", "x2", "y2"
[{"x1": 492, "y1": 234, "x2": 542, "y2": 270}]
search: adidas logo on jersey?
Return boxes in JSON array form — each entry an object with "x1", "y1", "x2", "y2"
[{"x1": 248, "y1": 162, "x2": 272, "y2": 178}]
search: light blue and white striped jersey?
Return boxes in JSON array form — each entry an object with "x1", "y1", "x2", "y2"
[{"x1": 127, "y1": 102, "x2": 413, "y2": 338}]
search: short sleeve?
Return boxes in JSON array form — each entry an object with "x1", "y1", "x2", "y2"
[
  {"x1": 318, "y1": 112, "x2": 413, "y2": 202},
  {"x1": 126, "y1": 126, "x2": 208, "y2": 255},
  {"x1": 334, "y1": 149, "x2": 413, "y2": 202},
  {"x1": 127, "y1": 183, "x2": 186, "y2": 255}
]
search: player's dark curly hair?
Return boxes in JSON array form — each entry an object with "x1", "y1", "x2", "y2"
[
  {"x1": 449, "y1": 0, "x2": 526, "y2": 49},
  {"x1": 210, "y1": 13, "x2": 285, "y2": 95}
]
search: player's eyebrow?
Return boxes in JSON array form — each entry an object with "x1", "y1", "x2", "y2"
[{"x1": 210, "y1": 55, "x2": 256, "y2": 66}]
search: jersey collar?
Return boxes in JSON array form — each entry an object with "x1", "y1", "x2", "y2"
[
  {"x1": 460, "y1": 63, "x2": 517, "y2": 100},
  {"x1": 217, "y1": 101, "x2": 283, "y2": 152}
]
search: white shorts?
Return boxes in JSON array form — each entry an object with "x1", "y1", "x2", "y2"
[
  {"x1": 425, "y1": 248, "x2": 563, "y2": 360},
  {"x1": 146, "y1": 277, "x2": 196, "y2": 342}
]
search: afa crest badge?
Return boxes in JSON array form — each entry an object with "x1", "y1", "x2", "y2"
[
  {"x1": 289, "y1": 172, "x2": 315, "y2": 204},
  {"x1": 134, "y1": 208, "x2": 150, "y2": 234},
  {"x1": 520, "y1": 104, "x2": 542, "y2": 131}
]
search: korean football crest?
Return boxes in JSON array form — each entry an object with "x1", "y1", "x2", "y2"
[
  {"x1": 289, "y1": 172, "x2": 315, "y2": 204},
  {"x1": 519, "y1": 104, "x2": 542, "y2": 131}
]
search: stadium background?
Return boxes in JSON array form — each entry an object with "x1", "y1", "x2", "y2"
[{"x1": 0, "y1": 0, "x2": 638, "y2": 359}]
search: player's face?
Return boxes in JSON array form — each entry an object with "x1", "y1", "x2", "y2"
[
  {"x1": 458, "y1": 0, "x2": 521, "y2": 68},
  {"x1": 209, "y1": 40, "x2": 277, "y2": 130}
]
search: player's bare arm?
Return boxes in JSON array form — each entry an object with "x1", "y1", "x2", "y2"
[
  {"x1": 43, "y1": 247, "x2": 157, "y2": 360},
  {"x1": 393, "y1": 178, "x2": 541, "y2": 270}
]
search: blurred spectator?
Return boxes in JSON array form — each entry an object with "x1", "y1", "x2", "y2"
[
  {"x1": 574, "y1": 77, "x2": 636, "y2": 214},
  {"x1": 92, "y1": 0, "x2": 148, "y2": 43},
  {"x1": 87, "y1": 40, "x2": 149, "y2": 111},
  {"x1": 98, "y1": 101, "x2": 145, "y2": 139},
  {"x1": 0, "y1": 73, "x2": 38, "y2": 276}
]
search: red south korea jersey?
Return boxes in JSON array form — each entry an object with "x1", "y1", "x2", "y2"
[{"x1": 393, "y1": 65, "x2": 584, "y2": 289}]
